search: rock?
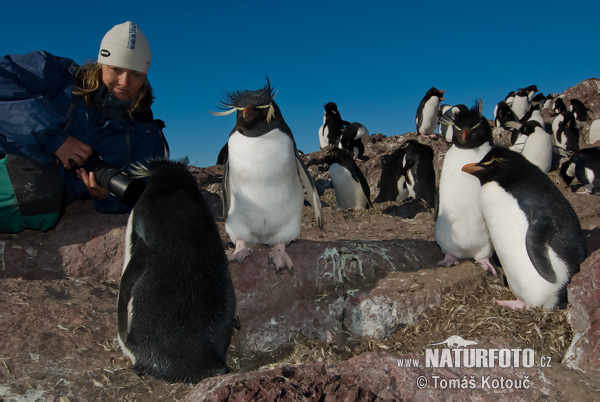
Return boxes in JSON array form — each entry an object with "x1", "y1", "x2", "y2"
[{"x1": 564, "y1": 249, "x2": 600, "y2": 374}]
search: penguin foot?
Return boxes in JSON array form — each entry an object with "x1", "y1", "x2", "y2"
[
  {"x1": 268, "y1": 243, "x2": 294, "y2": 276},
  {"x1": 496, "y1": 299, "x2": 526, "y2": 310},
  {"x1": 438, "y1": 254, "x2": 459, "y2": 267},
  {"x1": 475, "y1": 258, "x2": 497, "y2": 276},
  {"x1": 228, "y1": 240, "x2": 253, "y2": 263}
]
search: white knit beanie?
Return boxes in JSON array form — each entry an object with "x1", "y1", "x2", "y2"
[{"x1": 98, "y1": 21, "x2": 151, "y2": 74}]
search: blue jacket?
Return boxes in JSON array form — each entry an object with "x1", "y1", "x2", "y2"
[{"x1": 0, "y1": 51, "x2": 166, "y2": 213}]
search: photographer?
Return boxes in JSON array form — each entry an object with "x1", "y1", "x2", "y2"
[{"x1": 0, "y1": 21, "x2": 168, "y2": 233}]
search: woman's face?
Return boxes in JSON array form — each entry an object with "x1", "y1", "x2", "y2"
[{"x1": 101, "y1": 65, "x2": 146, "y2": 101}]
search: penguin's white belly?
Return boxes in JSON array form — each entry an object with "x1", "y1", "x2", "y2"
[
  {"x1": 419, "y1": 99, "x2": 440, "y2": 134},
  {"x1": 511, "y1": 96, "x2": 529, "y2": 120},
  {"x1": 396, "y1": 176, "x2": 410, "y2": 202},
  {"x1": 522, "y1": 130, "x2": 553, "y2": 173},
  {"x1": 479, "y1": 183, "x2": 569, "y2": 309},
  {"x1": 319, "y1": 114, "x2": 328, "y2": 148},
  {"x1": 589, "y1": 119, "x2": 600, "y2": 144},
  {"x1": 435, "y1": 145, "x2": 493, "y2": 259},
  {"x1": 330, "y1": 163, "x2": 368, "y2": 209},
  {"x1": 226, "y1": 130, "x2": 304, "y2": 245}
]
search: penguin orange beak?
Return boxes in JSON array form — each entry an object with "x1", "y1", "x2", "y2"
[
  {"x1": 462, "y1": 129, "x2": 468, "y2": 141},
  {"x1": 242, "y1": 107, "x2": 258, "y2": 122},
  {"x1": 440, "y1": 90, "x2": 445, "y2": 101},
  {"x1": 462, "y1": 163, "x2": 482, "y2": 174}
]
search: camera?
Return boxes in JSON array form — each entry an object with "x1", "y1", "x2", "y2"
[{"x1": 69, "y1": 150, "x2": 146, "y2": 208}]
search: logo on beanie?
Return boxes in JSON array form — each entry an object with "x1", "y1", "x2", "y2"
[{"x1": 100, "y1": 49, "x2": 111, "y2": 57}]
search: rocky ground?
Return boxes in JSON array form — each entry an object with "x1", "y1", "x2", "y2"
[{"x1": 1, "y1": 79, "x2": 599, "y2": 400}]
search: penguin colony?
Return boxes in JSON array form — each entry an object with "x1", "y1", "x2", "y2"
[{"x1": 117, "y1": 80, "x2": 595, "y2": 383}]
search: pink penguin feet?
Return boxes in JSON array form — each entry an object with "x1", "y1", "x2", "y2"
[
  {"x1": 228, "y1": 239, "x2": 253, "y2": 263},
  {"x1": 476, "y1": 257, "x2": 497, "y2": 276},
  {"x1": 268, "y1": 242, "x2": 294, "y2": 275},
  {"x1": 496, "y1": 299, "x2": 526, "y2": 310},
  {"x1": 438, "y1": 253, "x2": 459, "y2": 267}
]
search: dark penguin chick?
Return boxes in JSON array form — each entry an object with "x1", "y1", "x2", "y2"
[
  {"x1": 462, "y1": 147, "x2": 587, "y2": 310},
  {"x1": 416, "y1": 87, "x2": 445, "y2": 136},
  {"x1": 435, "y1": 99, "x2": 495, "y2": 273},
  {"x1": 569, "y1": 98, "x2": 593, "y2": 122},
  {"x1": 375, "y1": 140, "x2": 436, "y2": 207},
  {"x1": 339, "y1": 121, "x2": 370, "y2": 159},
  {"x1": 320, "y1": 148, "x2": 372, "y2": 210},
  {"x1": 553, "y1": 97, "x2": 567, "y2": 114},
  {"x1": 119, "y1": 159, "x2": 237, "y2": 383},
  {"x1": 318, "y1": 102, "x2": 349, "y2": 149},
  {"x1": 494, "y1": 100, "x2": 517, "y2": 128},
  {"x1": 552, "y1": 111, "x2": 580, "y2": 153},
  {"x1": 212, "y1": 79, "x2": 323, "y2": 274},
  {"x1": 559, "y1": 147, "x2": 600, "y2": 194}
]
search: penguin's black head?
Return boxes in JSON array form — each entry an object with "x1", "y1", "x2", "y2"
[
  {"x1": 521, "y1": 84, "x2": 538, "y2": 94},
  {"x1": 441, "y1": 99, "x2": 492, "y2": 149},
  {"x1": 213, "y1": 78, "x2": 292, "y2": 137},
  {"x1": 426, "y1": 87, "x2": 445, "y2": 101},
  {"x1": 520, "y1": 120, "x2": 543, "y2": 136},
  {"x1": 322, "y1": 147, "x2": 352, "y2": 166},
  {"x1": 461, "y1": 146, "x2": 523, "y2": 185},
  {"x1": 559, "y1": 158, "x2": 576, "y2": 187},
  {"x1": 324, "y1": 102, "x2": 339, "y2": 115}
]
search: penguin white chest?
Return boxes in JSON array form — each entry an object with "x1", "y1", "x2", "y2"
[
  {"x1": 522, "y1": 129, "x2": 553, "y2": 173},
  {"x1": 435, "y1": 144, "x2": 493, "y2": 259},
  {"x1": 419, "y1": 98, "x2": 441, "y2": 134},
  {"x1": 479, "y1": 183, "x2": 569, "y2": 309},
  {"x1": 329, "y1": 163, "x2": 368, "y2": 209},
  {"x1": 319, "y1": 114, "x2": 329, "y2": 148},
  {"x1": 511, "y1": 96, "x2": 530, "y2": 120},
  {"x1": 226, "y1": 130, "x2": 304, "y2": 245}
]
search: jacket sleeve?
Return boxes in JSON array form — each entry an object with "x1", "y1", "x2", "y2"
[{"x1": 0, "y1": 51, "x2": 78, "y2": 161}]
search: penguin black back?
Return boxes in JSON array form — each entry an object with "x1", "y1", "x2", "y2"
[{"x1": 119, "y1": 159, "x2": 236, "y2": 383}]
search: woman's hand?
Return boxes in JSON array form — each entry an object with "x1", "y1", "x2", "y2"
[
  {"x1": 75, "y1": 169, "x2": 111, "y2": 200},
  {"x1": 55, "y1": 136, "x2": 93, "y2": 169}
]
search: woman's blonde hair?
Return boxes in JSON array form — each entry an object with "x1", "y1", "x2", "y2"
[{"x1": 72, "y1": 63, "x2": 154, "y2": 116}]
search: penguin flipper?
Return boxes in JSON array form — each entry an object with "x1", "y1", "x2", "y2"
[
  {"x1": 295, "y1": 152, "x2": 324, "y2": 229},
  {"x1": 118, "y1": 228, "x2": 151, "y2": 342},
  {"x1": 221, "y1": 161, "x2": 230, "y2": 219},
  {"x1": 525, "y1": 207, "x2": 557, "y2": 283}
]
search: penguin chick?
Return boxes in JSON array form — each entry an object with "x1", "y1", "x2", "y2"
[
  {"x1": 213, "y1": 79, "x2": 323, "y2": 274},
  {"x1": 462, "y1": 147, "x2": 587, "y2": 310},
  {"x1": 416, "y1": 87, "x2": 445, "y2": 137},
  {"x1": 435, "y1": 99, "x2": 496, "y2": 274},
  {"x1": 319, "y1": 148, "x2": 372, "y2": 210},
  {"x1": 559, "y1": 147, "x2": 600, "y2": 194},
  {"x1": 119, "y1": 158, "x2": 237, "y2": 383}
]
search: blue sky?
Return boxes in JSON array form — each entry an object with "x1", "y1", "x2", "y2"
[{"x1": 4, "y1": 1, "x2": 599, "y2": 167}]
